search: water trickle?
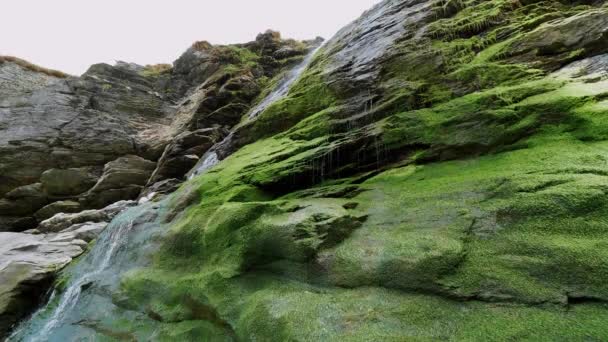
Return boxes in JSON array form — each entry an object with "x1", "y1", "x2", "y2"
[
  {"x1": 188, "y1": 43, "x2": 324, "y2": 179},
  {"x1": 9, "y1": 200, "x2": 171, "y2": 341},
  {"x1": 248, "y1": 45, "x2": 323, "y2": 120},
  {"x1": 188, "y1": 151, "x2": 220, "y2": 180}
]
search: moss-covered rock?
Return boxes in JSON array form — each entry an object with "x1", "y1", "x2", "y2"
[
  {"x1": 11, "y1": 0, "x2": 608, "y2": 340},
  {"x1": 105, "y1": 0, "x2": 608, "y2": 339}
]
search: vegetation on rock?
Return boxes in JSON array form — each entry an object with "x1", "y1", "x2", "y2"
[
  {"x1": 100, "y1": 0, "x2": 608, "y2": 340},
  {"x1": 6, "y1": 0, "x2": 608, "y2": 340}
]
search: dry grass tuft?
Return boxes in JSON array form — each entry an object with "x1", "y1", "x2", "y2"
[
  {"x1": 192, "y1": 41, "x2": 213, "y2": 52},
  {"x1": 0, "y1": 56, "x2": 70, "y2": 78},
  {"x1": 141, "y1": 63, "x2": 173, "y2": 77}
]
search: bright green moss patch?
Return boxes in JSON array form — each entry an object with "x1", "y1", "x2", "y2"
[
  {"x1": 245, "y1": 72, "x2": 338, "y2": 142},
  {"x1": 114, "y1": 131, "x2": 608, "y2": 340}
]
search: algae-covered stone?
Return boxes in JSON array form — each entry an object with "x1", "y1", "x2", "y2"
[{"x1": 111, "y1": 1, "x2": 608, "y2": 340}]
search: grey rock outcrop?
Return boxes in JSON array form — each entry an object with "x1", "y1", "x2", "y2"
[
  {"x1": 0, "y1": 32, "x2": 317, "y2": 232},
  {"x1": 0, "y1": 60, "x2": 173, "y2": 231},
  {"x1": 38, "y1": 200, "x2": 135, "y2": 233}
]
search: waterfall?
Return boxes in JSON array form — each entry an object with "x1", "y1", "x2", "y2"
[
  {"x1": 9, "y1": 200, "x2": 171, "y2": 341},
  {"x1": 9, "y1": 43, "x2": 324, "y2": 341},
  {"x1": 188, "y1": 150, "x2": 220, "y2": 180},
  {"x1": 188, "y1": 44, "x2": 323, "y2": 178},
  {"x1": 247, "y1": 45, "x2": 323, "y2": 119}
]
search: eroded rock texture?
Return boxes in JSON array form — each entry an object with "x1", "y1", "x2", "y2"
[{"x1": 0, "y1": 32, "x2": 316, "y2": 232}]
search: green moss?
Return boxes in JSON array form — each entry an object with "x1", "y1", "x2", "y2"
[
  {"x1": 99, "y1": 1, "x2": 608, "y2": 340},
  {"x1": 246, "y1": 72, "x2": 338, "y2": 141}
]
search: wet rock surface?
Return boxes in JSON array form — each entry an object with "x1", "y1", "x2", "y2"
[{"x1": 0, "y1": 200, "x2": 135, "y2": 337}]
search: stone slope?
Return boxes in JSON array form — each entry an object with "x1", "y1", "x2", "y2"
[{"x1": 105, "y1": 0, "x2": 608, "y2": 340}]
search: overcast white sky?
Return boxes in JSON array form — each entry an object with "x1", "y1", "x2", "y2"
[{"x1": 1, "y1": 0, "x2": 382, "y2": 75}]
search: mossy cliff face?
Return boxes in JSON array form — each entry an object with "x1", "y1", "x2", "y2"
[
  {"x1": 0, "y1": 32, "x2": 320, "y2": 338},
  {"x1": 53, "y1": 0, "x2": 608, "y2": 340}
]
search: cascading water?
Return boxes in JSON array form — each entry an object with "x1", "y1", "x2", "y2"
[
  {"x1": 247, "y1": 44, "x2": 323, "y2": 119},
  {"x1": 9, "y1": 199, "x2": 172, "y2": 341},
  {"x1": 188, "y1": 150, "x2": 220, "y2": 180},
  {"x1": 188, "y1": 43, "x2": 324, "y2": 178},
  {"x1": 9, "y1": 43, "x2": 325, "y2": 341}
]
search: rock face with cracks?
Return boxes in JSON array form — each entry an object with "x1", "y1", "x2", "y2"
[
  {"x1": 0, "y1": 32, "x2": 315, "y2": 232},
  {"x1": 6, "y1": 0, "x2": 608, "y2": 340}
]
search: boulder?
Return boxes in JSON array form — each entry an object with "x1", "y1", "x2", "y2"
[
  {"x1": 34, "y1": 200, "x2": 82, "y2": 221},
  {"x1": 40, "y1": 168, "x2": 99, "y2": 197},
  {"x1": 5, "y1": 183, "x2": 46, "y2": 200},
  {"x1": 0, "y1": 232, "x2": 87, "y2": 337},
  {"x1": 38, "y1": 200, "x2": 135, "y2": 233},
  {"x1": 80, "y1": 156, "x2": 155, "y2": 208},
  {"x1": 89, "y1": 156, "x2": 156, "y2": 193}
]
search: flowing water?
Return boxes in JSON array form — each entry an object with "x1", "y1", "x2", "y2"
[
  {"x1": 247, "y1": 44, "x2": 323, "y2": 119},
  {"x1": 10, "y1": 44, "x2": 324, "y2": 341},
  {"x1": 188, "y1": 150, "x2": 220, "y2": 180},
  {"x1": 188, "y1": 44, "x2": 323, "y2": 178},
  {"x1": 9, "y1": 199, "x2": 172, "y2": 341}
]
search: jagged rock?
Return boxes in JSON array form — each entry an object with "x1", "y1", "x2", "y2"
[
  {"x1": 34, "y1": 200, "x2": 82, "y2": 221},
  {"x1": 79, "y1": 156, "x2": 155, "y2": 208},
  {"x1": 38, "y1": 200, "x2": 135, "y2": 233},
  {"x1": 40, "y1": 167, "x2": 99, "y2": 197},
  {"x1": 148, "y1": 128, "x2": 226, "y2": 183},
  {"x1": 0, "y1": 59, "x2": 172, "y2": 231},
  {"x1": 509, "y1": 8, "x2": 608, "y2": 69}
]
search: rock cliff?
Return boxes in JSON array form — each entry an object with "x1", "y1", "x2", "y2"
[
  {"x1": 0, "y1": 32, "x2": 318, "y2": 336},
  {"x1": 5, "y1": 0, "x2": 608, "y2": 340}
]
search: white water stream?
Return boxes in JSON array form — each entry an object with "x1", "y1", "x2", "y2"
[
  {"x1": 10, "y1": 43, "x2": 324, "y2": 342},
  {"x1": 188, "y1": 44, "x2": 323, "y2": 179}
]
